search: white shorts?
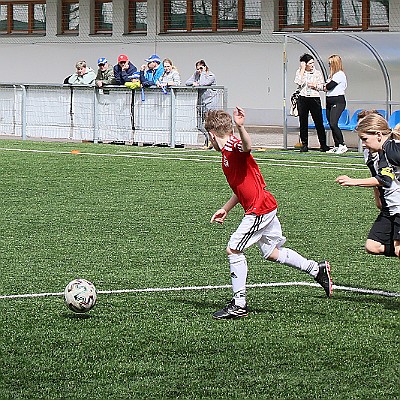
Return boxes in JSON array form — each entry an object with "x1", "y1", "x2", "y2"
[{"x1": 228, "y1": 209, "x2": 286, "y2": 258}]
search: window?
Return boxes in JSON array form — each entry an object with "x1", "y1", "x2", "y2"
[
  {"x1": 279, "y1": 0, "x2": 389, "y2": 31},
  {"x1": 62, "y1": 0, "x2": 79, "y2": 34},
  {"x1": 163, "y1": 0, "x2": 261, "y2": 32},
  {"x1": 94, "y1": 0, "x2": 112, "y2": 34},
  {"x1": 0, "y1": 1, "x2": 46, "y2": 34},
  {"x1": 369, "y1": 0, "x2": 389, "y2": 28},
  {"x1": 128, "y1": 0, "x2": 147, "y2": 32}
]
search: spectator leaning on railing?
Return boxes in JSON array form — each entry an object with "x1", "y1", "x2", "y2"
[
  {"x1": 141, "y1": 54, "x2": 164, "y2": 86},
  {"x1": 158, "y1": 58, "x2": 181, "y2": 88},
  {"x1": 113, "y1": 54, "x2": 137, "y2": 85},
  {"x1": 186, "y1": 59, "x2": 218, "y2": 148},
  {"x1": 67, "y1": 60, "x2": 96, "y2": 85},
  {"x1": 95, "y1": 57, "x2": 116, "y2": 87}
]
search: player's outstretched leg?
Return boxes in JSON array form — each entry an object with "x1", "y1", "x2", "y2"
[
  {"x1": 213, "y1": 300, "x2": 248, "y2": 320},
  {"x1": 272, "y1": 248, "x2": 333, "y2": 297},
  {"x1": 314, "y1": 261, "x2": 333, "y2": 297}
]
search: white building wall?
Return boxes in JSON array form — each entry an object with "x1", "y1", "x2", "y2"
[{"x1": 0, "y1": 0, "x2": 398, "y2": 125}]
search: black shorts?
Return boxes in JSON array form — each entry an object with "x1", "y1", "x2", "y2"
[{"x1": 368, "y1": 213, "x2": 400, "y2": 245}]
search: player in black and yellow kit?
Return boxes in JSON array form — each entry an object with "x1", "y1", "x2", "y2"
[{"x1": 336, "y1": 112, "x2": 400, "y2": 258}]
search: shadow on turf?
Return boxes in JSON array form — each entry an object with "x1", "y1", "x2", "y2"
[
  {"x1": 172, "y1": 295, "x2": 326, "y2": 316},
  {"x1": 62, "y1": 312, "x2": 93, "y2": 319},
  {"x1": 172, "y1": 290, "x2": 399, "y2": 318},
  {"x1": 333, "y1": 292, "x2": 400, "y2": 311}
]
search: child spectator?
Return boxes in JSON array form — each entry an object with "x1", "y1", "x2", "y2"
[
  {"x1": 158, "y1": 58, "x2": 181, "y2": 88},
  {"x1": 68, "y1": 61, "x2": 96, "y2": 85}
]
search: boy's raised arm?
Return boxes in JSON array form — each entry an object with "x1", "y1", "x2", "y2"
[{"x1": 233, "y1": 107, "x2": 252, "y2": 152}]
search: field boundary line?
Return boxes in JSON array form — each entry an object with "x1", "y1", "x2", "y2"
[
  {"x1": 0, "y1": 281, "x2": 399, "y2": 300},
  {"x1": 0, "y1": 147, "x2": 366, "y2": 171}
]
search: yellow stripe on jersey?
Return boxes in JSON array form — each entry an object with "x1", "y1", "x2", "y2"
[{"x1": 381, "y1": 167, "x2": 395, "y2": 180}]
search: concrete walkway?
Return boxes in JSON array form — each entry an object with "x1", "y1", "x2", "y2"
[
  {"x1": 244, "y1": 125, "x2": 360, "y2": 151},
  {"x1": 0, "y1": 125, "x2": 360, "y2": 151}
]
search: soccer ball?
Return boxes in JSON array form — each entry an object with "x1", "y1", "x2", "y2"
[{"x1": 64, "y1": 278, "x2": 97, "y2": 313}]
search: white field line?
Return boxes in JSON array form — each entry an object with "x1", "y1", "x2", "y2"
[
  {"x1": 0, "y1": 282, "x2": 399, "y2": 300},
  {"x1": 0, "y1": 148, "x2": 387, "y2": 300},
  {"x1": 0, "y1": 147, "x2": 366, "y2": 171}
]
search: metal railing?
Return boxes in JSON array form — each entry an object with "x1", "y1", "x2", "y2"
[{"x1": 0, "y1": 84, "x2": 227, "y2": 147}]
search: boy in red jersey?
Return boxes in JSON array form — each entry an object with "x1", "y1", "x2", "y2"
[{"x1": 205, "y1": 107, "x2": 332, "y2": 319}]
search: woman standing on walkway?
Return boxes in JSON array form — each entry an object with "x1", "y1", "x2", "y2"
[
  {"x1": 325, "y1": 54, "x2": 348, "y2": 154},
  {"x1": 186, "y1": 60, "x2": 218, "y2": 149},
  {"x1": 294, "y1": 53, "x2": 329, "y2": 153}
]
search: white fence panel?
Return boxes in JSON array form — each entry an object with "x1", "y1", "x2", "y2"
[
  {"x1": 96, "y1": 89, "x2": 133, "y2": 142},
  {"x1": 0, "y1": 84, "x2": 227, "y2": 146},
  {"x1": 133, "y1": 90, "x2": 172, "y2": 144},
  {"x1": 174, "y1": 88, "x2": 199, "y2": 145},
  {"x1": 68, "y1": 87, "x2": 95, "y2": 141},
  {"x1": 0, "y1": 86, "x2": 23, "y2": 136},
  {"x1": 26, "y1": 86, "x2": 72, "y2": 139}
]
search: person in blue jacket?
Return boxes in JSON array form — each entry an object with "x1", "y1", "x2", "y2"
[
  {"x1": 113, "y1": 54, "x2": 137, "y2": 85},
  {"x1": 140, "y1": 54, "x2": 164, "y2": 86}
]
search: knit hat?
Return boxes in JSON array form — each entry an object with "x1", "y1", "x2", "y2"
[{"x1": 97, "y1": 57, "x2": 107, "y2": 65}]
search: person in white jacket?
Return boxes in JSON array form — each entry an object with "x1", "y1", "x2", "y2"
[
  {"x1": 158, "y1": 58, "x2": 181, "y2": 88},
  {"x1": 68, "y1": 60, "x2": 96, "y2": 85},
  {"x1": 294, "y1": 53, "x2": 329, "y2": 153}
]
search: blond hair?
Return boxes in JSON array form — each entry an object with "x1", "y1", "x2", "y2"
[
  {"x1": 75, "y1": 60, "x2": 87, "y2": 69},
  {"x1": 392, "y1": 123, "x2": 400, "y2": 141},
  {"x1": 357, "y1": 109, "x2": 380, "y2": 122},
  {"x1": 328, "y1": 54, "x2": 343, "y2": 78},
  {"x1": 204, "y1": 109, "x2": 233, "y2": 137},
  {"x1": 163, "y1": 58, "x2": 174, "y2": 67},
  {"x1": 355, "y1": 113, "x2": 391, "y2": 137}
]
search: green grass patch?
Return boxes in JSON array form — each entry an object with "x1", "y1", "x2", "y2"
[{"x1": 0, "y1": 141, "x2": 398, "y2": 399}]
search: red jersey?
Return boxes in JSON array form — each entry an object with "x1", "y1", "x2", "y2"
[{"x1": 221, "y1": 135, "x2": 277, "y2": 215}]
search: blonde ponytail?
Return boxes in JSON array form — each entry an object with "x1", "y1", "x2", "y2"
[{"x1": 391, "y1": 123, "x2": 400, "y2": 140}]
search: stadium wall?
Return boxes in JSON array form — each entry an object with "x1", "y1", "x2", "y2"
[{"x1": 0, "y1": 0, "x2": 399, "y2": 126}]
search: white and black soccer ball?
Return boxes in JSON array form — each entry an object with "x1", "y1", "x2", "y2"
[{"x1": 64, "y1": 278, "x2": 97, "y2": 313}]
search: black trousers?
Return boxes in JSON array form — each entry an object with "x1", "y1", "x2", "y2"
[
  {"x1": 297, "y1": 96, "x2": 327, "y2": 148},
  {"x1": 326, "y1": 95, "x2": 346, "y2": 147}
]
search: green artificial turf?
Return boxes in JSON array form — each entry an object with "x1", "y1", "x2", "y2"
[{"x1": 0, "y1": 141, "x2": 398, "y2": 399}]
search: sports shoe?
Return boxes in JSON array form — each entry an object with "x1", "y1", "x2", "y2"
[
  {"x1": 320, "y1": 146, "x2": 331, "y2": 152},
  {"x1": 335, "y1": 144, "x2": 348, "y2": 154},
  {"x1": 314, "y1": 261, "x2": 333, "y2": 298},
  {"x1": 212, "y1": 299, "x2": 248, "y2": 320},
  {"x1": 299, "y1": 145, "x2": 309, "y2": 152},
  {"x1": 327, "y1": 147, "x2": 338, "y2": 153}
]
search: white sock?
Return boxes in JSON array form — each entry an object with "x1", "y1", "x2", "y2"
[
  {"x1": 228, "y1": 253, "x2": 247, "y2": 307},
  {"x1": 276, "y1": 247, "x2": 319, "y2": 277}
]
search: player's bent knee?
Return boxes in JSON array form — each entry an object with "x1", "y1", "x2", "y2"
[
  {"x1": 365, "y1": 240, "x2": 384, "y2": 255},
  {"x1": 226, "y1": 247, "x2": 241, "y2": 256}
]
